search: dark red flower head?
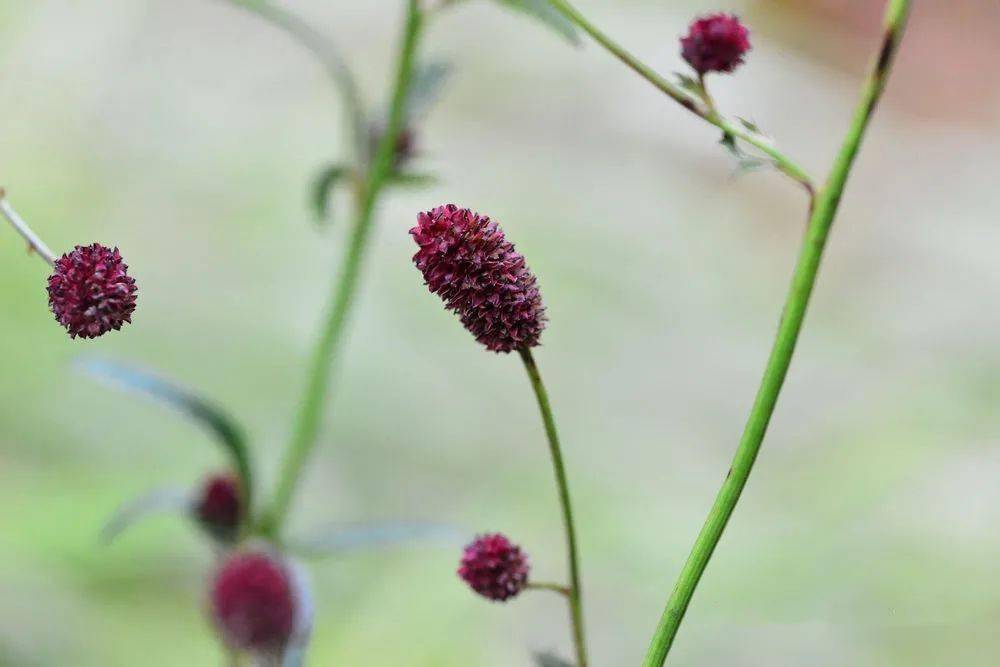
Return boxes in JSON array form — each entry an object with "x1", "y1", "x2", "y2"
[
  {"x1": 458, "y1": 533, "x2": 530, "y2": 602},
  {"x1": 681, "y1": 13, "x2": 751, "y2": 75},
  {"x1": 195, "y1": 473, "x2": 244, "y2": 541},
  {"x1": 410, "y1": 205, "x2": 546, "y2": 353},
  {"x1": 211, "y1": 551, "x2": 295, "y2": 653},
  {"x1": 47, "y1": 243, "x2": 137, "y2": 339}
]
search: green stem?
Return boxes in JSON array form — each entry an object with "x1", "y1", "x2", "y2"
[
  {"x1": 519, "y1": 348, "x2": 588, "y2": 667},
  {"x1": 259, "y1": 0, "x2": 424, "y2": 538},
  {"x1": 545, "y1": 0, "x2": 814, "y2": 196},
  {"x1": 641, "y1": 2, "x2": 912, "y2": 665},
  {"x1": 527, "y1": 581, "x2": 572, "y2": 597}
]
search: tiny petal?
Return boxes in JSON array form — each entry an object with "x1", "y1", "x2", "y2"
[
  {"x1": 681, "y1": 13, "x2": 751, "y2": 75},
  {"x1": 47, "y1": 243, "x2": 137, "y2": 339},
  {"x1": 410, "y1": 205, "x2": 546, "y2": 353},
  {"x1": 458, "y1": 533, "x2": 530, "y2": 602},
  {"x1": 211, "y1": 551, "x2": 296, "y2": 653},
  {"x1": 194, "y1": 473, "x2": 244, "y2": 542}
]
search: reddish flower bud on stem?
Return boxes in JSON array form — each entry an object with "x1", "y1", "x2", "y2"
[
  {"x1": 47, "y1": 243, "x2": 137, "y2": 339},
  {"x1": 681, "y1": 14, "x2": 751, "y2": 75},
  {"x1": 211, "y1": 551, "x2": 296, "y2": 655},
  {"x1": 411, "y1": 204, "x2": 546, "y2": 353},
  {"x1": 458, "y1": 533, "x2": 530, "y2": 602},
  {"x1": 195, "y1": 473, "x2": 244, "y2": 542}
]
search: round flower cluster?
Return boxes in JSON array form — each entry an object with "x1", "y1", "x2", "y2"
[
  {"x1": 681, "y1": 13, "x2": 751, "y2": 75},
  {"x1": 195, "y1": 473, "x2": 244, "y2": 541},
  {"x1": 211, "y1": 551, "x2": 296, "y2": 653},
  {"x1": 458, "y1": 533, "x2": 530, "y2": 602},
  {"x1": 47, "y1": 243, "x2": 137, "y2": 339},
  {"x1": 411, "y1": 204, "x2": 546, "y2": 353}
]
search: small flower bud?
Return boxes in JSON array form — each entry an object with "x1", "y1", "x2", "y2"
[
  {"x1": 681, "y1": 13, "x2": 751, "y2": 75},
  {"x1": 458, "y1": 533, "x2": 530, "y2": 602},
  {"x1": 410, "y1": 205, "x2": 546, "y2": 354},
  {"x1": 47, "y1": 243, "x2": 137, "y2": 339},
  {"x1": 195, "y1": 473, "x2": 244, "y2": 542},
  {"x1": 211, "y1": 551, "x2": 296, "y2": 654},
  {"x1": 369, "y1": 122, "x2": 416, "y2": 169}
]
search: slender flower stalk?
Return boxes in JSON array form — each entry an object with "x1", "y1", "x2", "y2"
[
  {"x1": 0, "y1": 189, "x2": 56, "y2": 266},
  {"x1": 260, "y1": 0, "x2": 425, "y2": 538},
  {"x1": 641, "y1": 2, "x2": 912, "y2": 664},
  {"x1": 544, "y1": 0, "x2": 814, "y2": 197},
  {"x1": 520, "y1": 348, "x2": 588, "y2": 667}
]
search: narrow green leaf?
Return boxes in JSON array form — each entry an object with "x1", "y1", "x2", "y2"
[
  {"x1": 534, "y1": 652, "x2": 574, "y2": 667},
  {"x1": 385, "y1": 171, "x2": 439, "y2": 189},
  {"x1": 287, "y1": 520, "x2": 462, "y2": 559},
  {"x1": 406, "y1": 60, "x2": 452, "y2": 123},
  {"x1": 75, "y1": 357, "x2": 253, "y2": 512},
  {"x1": 309, "y1": 163, "x2": 351, "y2": 223},
  {"x1": 493, "y1": 0, "x2": 580, "y2": 45},
  {"x1": 674, "y1": 72, "x2": 705, "y2": 97},
  {"x1": 100, "y1": 487, "x2": 191, "y2": 544}
]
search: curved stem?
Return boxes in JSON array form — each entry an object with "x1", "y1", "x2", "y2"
[
  {"x1": 0, "y1": 189, "x2": 56, "y2": 266},
  {"x1": 225, "y1": 0, "x2": 369, "y2": 164},
  {"x1": 545, "y1": 0, "x2": 814, "y2": 197},
  {"x1": 519, "y1": 348, "x2": 588, "y2": 667},
  {"x1": 259, "y1": 0, "x2": 424, "y2": 538},
  {"x1": 641, "y1": 2, "x2": 912, "y2": 665}
]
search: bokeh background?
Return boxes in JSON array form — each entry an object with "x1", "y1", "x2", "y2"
[{"x1": 2, "y1": 1, "x2": 999, "y2": 665}]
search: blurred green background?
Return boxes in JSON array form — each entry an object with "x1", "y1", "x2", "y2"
[{"x1": 2, "y1": 1, "x2": 999, "y2": 665}]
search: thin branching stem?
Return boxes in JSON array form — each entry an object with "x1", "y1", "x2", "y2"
[
  {"x1": 641, "y1": 2, "x2": 912, "y2": 664},
  {"x1": 520, "y1": 348, "x2": 588, "y2": 667},
  {"x1": 0, "y1": 189, "x2": 57, "y2": 266},
  {"x1": 545, "y1": 0, "x2": 815, "y2": 197},
  {"x1": 259, "y1": 0, "x2": 424, "y2": 538}
]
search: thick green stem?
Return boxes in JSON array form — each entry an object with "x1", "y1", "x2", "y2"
[
  {"x1": 641, "y1": 2, "x2": 911, "y2": 665},
  {"x1": 259, "y1": 0, "x2": 424, "y2": 538},
  {"x1": 545, "y1": 0, "x2": 814, "y2": 196},
  {"x1": 519, "y1": 348, "x2": 588, "y2": 667}
]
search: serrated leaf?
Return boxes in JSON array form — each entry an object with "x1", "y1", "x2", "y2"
[
  {"x1": 101, "y1": 486, "x2": 191, "y2": 544},
  {"x1": 385, "y1": 171, "x2": 439, "y2": 189},
  {"x1": 310, "y1": 163, "x2": 351, "y2": 223},
  {"x1": 493, "y1": 0, "x2": 580, "y2": 45},
  {"x1": 737, "y1": 116, "x2": 764, "y2": 135},
  {"x1": 75, "y1": 357, "x2": 253, "y2": 511},
  {"x1": 406, "y1": 60, "x2": 452, "y2": 124},
  {"x1": 534, "y1": 652, "x2": 575, "y2": 667},
  {"x1": 287, "y1": 520, "x2": 463, "y2": 559},
  {"x1": 674, "y1": 72, "x2": 705, "y2": 97}
]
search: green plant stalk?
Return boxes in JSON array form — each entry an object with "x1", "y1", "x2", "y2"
[
  {"x1": 259, "y1": 0, "x2": 424, "y2": 538},
  {"x1": 545, "y1": 0, "x2": 814, "y2": 195},
  {"x1": 642, "y1": 2, "x2": 912, "y2": 665},
  {"x1": 519, "y1": 348, "x2": 588, "y2": 667}
]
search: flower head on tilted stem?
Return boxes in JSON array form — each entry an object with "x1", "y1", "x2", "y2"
[
  {"x1": 410, "y1": 204, "x2": 546, "y2": 353},
  {"x1": 458, "y1": 533, "x2": 530, "y2": 602},
  {"x1": 681, "y1": 13, "x2": 751, "y2": 75},
  {"x1": 210, "y1": 550, "x2": 296, "y2": 654},
  {"x1": 194, "y1": 473, "x2": 245, "y2": 542},
  {"x1": 47, "y1": 243, "x2": 137, "y2": 339}
]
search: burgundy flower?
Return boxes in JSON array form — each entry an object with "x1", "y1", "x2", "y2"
[
  {"x1": 195, "y1": 473, "x2": 244, "y2": 541},
  {"x1": 47, "y1": 243, "x2": 137, "y2": 339},
  {"x1": 681, "y1": 13, "x2": 751, "y2": 75},
  {"x1": 410, "y1": 205, "x2": 546, "y2": 353},
  {"x1": 211, "y1": 551, "x2": 295, "y2": 653},
  {"x1": 458, "y1": 533, "x2": 530, "y2": 602}
]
